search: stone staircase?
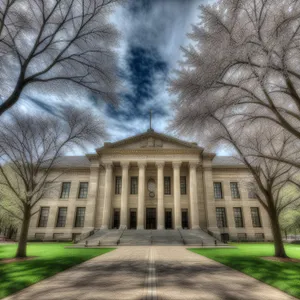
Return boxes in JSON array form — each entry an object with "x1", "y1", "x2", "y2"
[
  {"x1": 179, "y1": 228, "x2": 221, "y2": 246},
  {"x1": 78, "y1": 228, "x2": 224, "y2": 246}
]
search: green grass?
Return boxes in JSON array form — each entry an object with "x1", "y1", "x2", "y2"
[
  {"x1": 0, "y1": 243, "x2": 115, "y2": 299},
  {"x1": 190, "y1": 243, "x2": 300, "y2": 299}
]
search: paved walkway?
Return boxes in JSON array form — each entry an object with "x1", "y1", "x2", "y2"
[{"x1": 4, "y1": 246, "x2": 297, "y2": 300}]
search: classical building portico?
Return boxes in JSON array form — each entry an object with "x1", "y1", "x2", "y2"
[{"x1": 28, "y1": 129, "x2": 273, "y2": 243}]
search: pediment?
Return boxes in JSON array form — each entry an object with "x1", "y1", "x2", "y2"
[{"x1": 96, "y1": 130, "x2": 203, "y2": 153}]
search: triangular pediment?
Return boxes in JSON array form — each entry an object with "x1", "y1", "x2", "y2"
[{"x1": 96, "y1": 130, "x2": 203, "y2": 152}]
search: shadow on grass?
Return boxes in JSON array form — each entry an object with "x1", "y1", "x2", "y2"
[
  {"x1": 190, "y1": 247, "x2": 300, "y2": 299},
  {"x1": 0, "y1": 248, "x2": 114, "y2": 299}
]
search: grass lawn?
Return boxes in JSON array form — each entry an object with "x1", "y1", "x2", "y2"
[
  {"x1": 190, "y1": 243, "x2": 300, "y2": 299},
  {"x1": 0, "y1": 243, "x2": 115, "y2": 299}
]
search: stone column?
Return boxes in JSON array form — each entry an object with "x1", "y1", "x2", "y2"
[
  {"x1": 189, "y1": 162, "x2": 200, "y2": 229},
  {"x1": 120, "y1": 162, "x2": 129, "y2": 229},
  {"x1": 101, "y1": 163, "x2": 113, "y2": 229},
  {"x1": 137, "y1": 162, "x2": 146, "y2": 229},
  {"x1": 173, "y1": 161, "x2": 182, "y2": 229},
  {"x1": 156, "y1": 162, "x2": 165, "y2": 230}
]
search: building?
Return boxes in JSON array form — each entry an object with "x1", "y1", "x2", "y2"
[{"x1": 28, "y1": 129, "x2": 273, "y2": 242}]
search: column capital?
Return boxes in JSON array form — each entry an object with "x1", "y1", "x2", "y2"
[
  {"x1": 120, "y1": 161, "x2": 130, "y2": 169},
  {"x1": 189, "y1": 162, "x2": 199, "y2": 169},
  {"x1": 156, "y1": 161, "x2": 165, "y2": 169},
  {"x1": 103, "y1": 162, "x2": 113, "y2": 170},
  {"x1": 137, "y1": 161, "x2": 147, "y2": 168},
  {"x1": 172, "y1": 161, "x2": 182, "y2": 169}
]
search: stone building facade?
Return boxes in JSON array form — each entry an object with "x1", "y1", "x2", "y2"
[{"x1": 28, "y1": 130, "x2": 273, "y2": 242}]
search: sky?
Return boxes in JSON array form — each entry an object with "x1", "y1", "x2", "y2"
[
  {"x1": 107, "y1": 0, "x2": 216, "y2": 142},
  {"x1": 17, "y1": 0, "x2": 224, "y2": 154}
]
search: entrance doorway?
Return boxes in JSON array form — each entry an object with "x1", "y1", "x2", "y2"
[
  {"x1": 113, "y1": 209, "x2": 120, "y2": 229},
  {"x1": 130, "y1": 209, "x2": 137, "y2": 229},
  {"x1": 181, "y1": 209, "x2": 189, "y2": 229},
  {"x1": 165, "y1": 209, "x2": 172, "y2": 229},
  {"x1": 146, "y1": 208, "x2": 156, "y2": 229}
]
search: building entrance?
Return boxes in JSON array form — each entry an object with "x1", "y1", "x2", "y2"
[
  {"x1": 113, "y1": 209, "x2": 120, "y2": 229},
  {"x1": 146, "y1": 208, "x2": 156, "y2": 229},
  {"x1": 130, "y1": 209, "x2": 137, "y2": 229},
  {"x1": 181, "y1": 209, "x2": 189, "y2": 229},
  {"x1": 165, "y1": 209, "x2": 172, "y2": 229}
]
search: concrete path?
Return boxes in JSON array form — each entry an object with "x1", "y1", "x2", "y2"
[{"x1": 4, "y1": 246, "x2": 297, "y2": 300}]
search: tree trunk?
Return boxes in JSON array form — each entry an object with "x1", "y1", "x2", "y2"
[
  {"x1": 268, "y1": 209, "x2": 288, "y2": 258},
  {"x1": 16, "y1": 207, "x2": 31, "y2": 258}
]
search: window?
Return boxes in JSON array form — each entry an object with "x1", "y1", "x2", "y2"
[
  {"x1": 60, "y1": 182, "x2": 71, "y2": 199},
  {"x1": 216, "y1": 207, "x2": 227, "y2": 227},
  {"x1": 251, "y1": 207, "x2": 262, "y2": 227},
  {"x1": 237, "y1": 233, "x2": 247, "y2": 241},
  {"x1": 115, "y1": 176, "x2": 122, "y2": 194},
  {"x1": 180, "y1": 176, "x2": 187, "y2": 195},
  {"x1": 230, "y1": 182, "x2": 240, "y2": 199},
  {"x1": 131, "y1": 177, "x2": 138, "y2": 194},
  {"x1": 164, "y1": 177, "x2": 171, "y2": 195},
  {"x1": 233, "y1": 207, "x2": 244, "y2": 227},
  {"x1": 78, "y1": 182, "x2": 88, "y2": 198},
  {"x1": 214, "y1": 182, "x2": 223, "y2": 199},
  {"x1": 75, "y1": 207, "x2": 85, "y2": 227},
  {"x1": 38, "y1": 207, "x2": 49, "y2": 227},
  {"x1": 255, "y1": 233, "x2": 265, "y2": 241},
  {"x1": 56, "y1": 207, "x2": 67, "y2": 227},
  {"x1": 248, "y1": 189, "x2": 257, "y2": 199}
]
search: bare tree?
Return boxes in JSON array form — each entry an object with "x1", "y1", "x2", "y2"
[
  {"x1": 0, "y1": 0, "x2": 120, "y2": 116},
  {"x1": 171, "y1": 92, "x2": 300, "y2": 257},
  {"x1": 170, "y1": 0, "x2": 300, "y2": 167},
  {"x1": 0, "y1": 107, "x2": 106, "y2": 257}
]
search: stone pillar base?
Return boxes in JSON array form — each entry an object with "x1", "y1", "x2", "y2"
[
  {"x1": 137, "y1": 225, "x2": 144, "y2": 230},
  {"x1": 157, "y1": 225, "x2": 165, "y2": 230},
  {"x1": 119, "y1": 225, "x2": 127, "y2": 230},
  {"x1": 175, "y1": 225, "x2": 182, "y2": 229},
  {"x1": 100, "y1": 225, "x2": 108, "y2": 230},
  {"x1": 192, "y1": 225, "x2": 200, "y2": 229}
]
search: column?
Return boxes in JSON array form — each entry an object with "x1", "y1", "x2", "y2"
[
  {"x1": 156, "y1": 162, "x2": 165, "y2": 230},
  {"x1": 173, "y1": 161, "x2": 182, "y2": 229},
  {"x1": 101, "y1": 163, "x2": 113, "y2": 229},
  {"x1": 137, "y1": 162, "x2": 146, "y2": 229},
  {"x1": 120, "y1": 162, "x2": 129, "y2": 229},
  {"x1": 189, "y1": 162, "x2": 200, "y2": 229}
]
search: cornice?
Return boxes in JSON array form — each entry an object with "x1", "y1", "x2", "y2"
[
  {"x1": 98, "y1": 148, "x2": 202, "y2": 155},
  {"x1": 96, "y1": 130, "x2": 204, "y2": 153}
]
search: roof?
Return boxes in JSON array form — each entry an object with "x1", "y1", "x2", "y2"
[
  {"x1": 52, "y1": 156, "x2": 90, "y2": 168},
  {"x1": 96, "y1": 129, "x2": 204, "y2": 152},
  {"x1": 212, "y1": 156, "x2": 246, "y2": 168}
]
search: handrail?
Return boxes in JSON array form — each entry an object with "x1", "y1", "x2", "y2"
[
  {"x1": 75, "y1": 229, "x2": 95, "y2": 243},
  {"x1": 177, "y1": 229, "x2": 185, "y2": 245}
]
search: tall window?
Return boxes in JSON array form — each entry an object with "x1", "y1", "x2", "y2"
[
  {"x1": 60, "y1": 182, "x2": 71, "y2": 199},
  {"x1": 115, "y1": 176, "x2": 122, "y2": 194},
  {"x1": 164, "y1": 177, "x2": 171, "y2": 195},
  {"x1": 131, "y1": 177, "x2": 138, "y2": 194},
  {"x1": 78, "y1": 182, "x2": 88, "y2": 198},
  {"x1": 56, "y1": 207, "x2": 67, "y2": 227},
  {"x1": 180, "y1": 176, "x2": 186, "y2": 195},
  {"x1": 251, "y1": 207, "x2": 262, "y2": 227},
  {"x1": 230, "y1": 182, "x2": 240, "y2": 199},
  {"x1": 233, "y1": 207, "x2": 244, "y2": 227},
  {"x1": 38, "y1": 207, "x2": 49, "y2": 227},
  {"x1": 248, "y1": 189, "x2": 257, "y2": 199},
  {"x1": 216, "y1": 207, "x2": 227, "y2": 227},
  {"x1": 75, "y1": 207, "x2": 86, "y2": 227},
  {"x1": 214, "y1": 182, "x2": 223, "y2": 199}
]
